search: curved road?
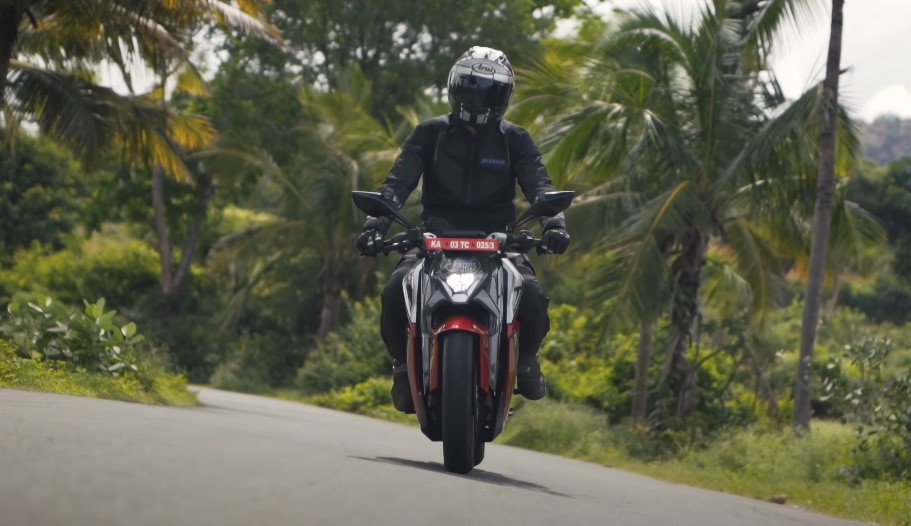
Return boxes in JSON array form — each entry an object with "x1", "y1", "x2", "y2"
[{"x1": 1, "y1": 388, "x2": 868, "y2": 526}]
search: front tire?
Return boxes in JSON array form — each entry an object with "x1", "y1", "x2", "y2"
[{"x1": 441, "y1": 331, "x2": 478, "y2": 474}]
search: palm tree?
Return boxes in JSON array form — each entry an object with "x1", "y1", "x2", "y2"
[
  {"x1": 1, "y1": 1, "x2": 279, "y2": 309},
  {"x1": 517, "y1": 0, "x2": 870, "y2": 420},
  {"x1": 794, "y1": 0, "x2": 846, "y2": 432},
  {"x1": 208, "y1": 67, "x2": 413, "y2": 338},
  {"x1": 1, "y1": 1, "x2": 277, "y2": 170}
]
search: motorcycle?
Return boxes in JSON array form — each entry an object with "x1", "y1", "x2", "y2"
[{"x1": 352, "y1": 190, "x2": 575, "y2": 474}]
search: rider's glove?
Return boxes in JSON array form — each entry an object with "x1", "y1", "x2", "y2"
[
  {"x1": 356, "y1": 229, "x2": 384, "y2": 257},
  {"x1": 540, "y1": 227, "x2": 571, "y2": 254}
]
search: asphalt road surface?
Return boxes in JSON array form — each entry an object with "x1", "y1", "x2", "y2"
[{"x1": 1, "y1": 388, "x2": 870, "y2": 526}]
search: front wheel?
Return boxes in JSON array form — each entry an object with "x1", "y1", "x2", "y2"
[{"x1": 441, "y1": 330, "x2": 478, "y2": 474}]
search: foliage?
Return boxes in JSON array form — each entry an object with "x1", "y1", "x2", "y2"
[
  {"x1": 0, "y1": 339, "x2": 194, "y2": 406},
  {"x1": 210, "y1": 333, "x2": 307, "y2": 393},
  {"x1": 0, "y1": 300, "x2": 194, "y2": 406},
  {"x1": 841, "y1": 274, "x2": 911, "y2": 325},
  {"x1": 500, "y1": 403, "x2": 910, "y2": 526},
  {"x1": 295, "y1": 297, "x2": 387, "y2": 394},
  {"x1": 2, "y1": 234, "x2": 160, "y2": 309},
  {"x1": 306, "y1": 376, "x2": 413, "y2": 424},
  {"x1": 2, "y1": 296, "x2": 147, "y2": 374},
  {"x1": 243, "y1": 0, "x2": 584, "y2": 117},
  {"x1": 0, "y1": 133, "x2": 86, "y2": 259},
  {"x1": 824, "y1": 336, "x2": 911, "y2": 480}
]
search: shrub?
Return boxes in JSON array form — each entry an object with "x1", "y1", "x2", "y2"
[
  {"x1": 2, "y1": 297, "x2": 145, "y2": 374},
  {"x1": 829, "y1": 336, "x2": 911, "y2": 480},
  {"x1": 295, "y1": 297, "x2": 387, "y2": 394},
  {"x1": 5, "y1": 235, "x2": 160, "y2": 309},
  {"x1": 210, "y1": 333, "x2": 305, "y2": 393},
  {"x1": 0, "y1": 297, "x2": 193, "y2": 405},
  {"x1": 308, "y1": 377, "x2": 412, "y2": 423}
]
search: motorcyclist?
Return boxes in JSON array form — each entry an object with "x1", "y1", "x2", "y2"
[{"x1": 355, "y1": 46, "x2": 571, "y2": 413}]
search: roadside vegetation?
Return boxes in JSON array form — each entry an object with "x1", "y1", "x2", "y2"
[
  {"x1": 1, "y1": 0, "x2": 909, "y2": 524},
  {"x1": 0, "y1": 297, "x2": 194, "y2": 406}
]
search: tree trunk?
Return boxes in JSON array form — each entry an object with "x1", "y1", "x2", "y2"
[
  {"x1": 317, "y1": 265, "x2": 342, "y2": 338},
  {"x1": 0, "y1": 7, "x2": 22, "y2": 105},
  {"x1": 171, "y1": 171, "x2": 216, "y2": 300},
  {"x1": 751, "y1": 348, "x2": 783, "y2": 426},
  {"x1": 668, "y1": 229, "x2": 708, "y2": 419},
  {"x1": 794, "y1": 0, "x2": 845, "y2": 432},
  {"x1": 632, "y1": 320, "x2": 653, "y2": 423},
  {"x1": 152, "y1": 165, "x2": 175, "y2": 296}
]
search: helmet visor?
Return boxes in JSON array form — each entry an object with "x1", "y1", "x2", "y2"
[{"x1": 449, "y1": 75, "x2": 512, "y2": 112}]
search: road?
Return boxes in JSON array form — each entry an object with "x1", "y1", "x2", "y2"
[{"x1": 0, "y1": 388, "x2": 869, "y2": 526}]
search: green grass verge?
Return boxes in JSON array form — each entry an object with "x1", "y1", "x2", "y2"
[
  {"x1": 499, "y1": 400, "x2": 911, "y2": 526},
  {"x1": 0, "y1": 343, "x2": 196, "y2": 406},
  {"x1": 275, "y1": 377, "x2": 415, "y2": 425},
  {"x1": 278, "y1": 378, "x2": 909, "y2": 526}
]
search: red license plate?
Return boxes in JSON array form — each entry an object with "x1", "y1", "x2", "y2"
[{"x1": 424, "y1": 238, "x2": 500, "y2": 252}]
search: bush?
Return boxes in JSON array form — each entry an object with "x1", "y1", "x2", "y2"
[
  {"x1": 0, "y1": 297, "x2": 194, "y2": 406},
  {"x1": 2, "y1": 297, "x2": 145, "y2": 374},
  {"x1": 4, "y1": 234, "x2": 160, "y2": 309},
  {"x1": 295, "y1": 297, "x2": 387, "y2": 394},
  {"x1": 307, "y1": 377, "x2": 412, "y2": 424},
  {"x1": 210, "y1": 333, "x2": 305, "y2": 393},
  {"x1": 828, "y1": 336, "x2": 911, "y2": 480}
]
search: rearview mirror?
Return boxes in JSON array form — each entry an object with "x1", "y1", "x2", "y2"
[
  {"x1": 351, "y1": 191, "x2": 414, "y2": 228},
  {"x1": 509, "y1": 191, "x2": 576, "y2": 231}
]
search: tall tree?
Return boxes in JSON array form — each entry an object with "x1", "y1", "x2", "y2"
[
  {"x1": 517, "y1": 0, "x2": 869, "y2": 421},
  {"x1": 236, "y1": 0, "x2": 584, "y2": 118},
  {"x1": 794, "y1": 0, "x2": 846, "y2": 431},
  {"x1": 209, "y1": 67, "x2": 411, "y2": 337}
]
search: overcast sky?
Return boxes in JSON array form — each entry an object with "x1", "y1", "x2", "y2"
[{"x1": 601, "y1": 0, "x2": 911, "y2": 122}]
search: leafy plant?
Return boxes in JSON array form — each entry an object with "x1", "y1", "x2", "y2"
[
  {"x1": 2, "y1": 297, "x2": 145, "y2": 375},
  {"x1": 295, "y1": 297, "x2": 387, "y2": 394}
]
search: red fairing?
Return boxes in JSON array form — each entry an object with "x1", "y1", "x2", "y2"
[{"x1": 431, "y1": 316, "x2": 491, "y2": 393}]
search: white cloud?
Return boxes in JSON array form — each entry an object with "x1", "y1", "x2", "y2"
[{"x1": 860, "y1": 85, "x2": 911, "y2": 121}]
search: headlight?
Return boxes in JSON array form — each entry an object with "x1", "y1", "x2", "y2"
[
  {"x1": 438, "y1": 257, "x2": 484, "y2": 295},
  {"x1": 446, "y1": 272, "x2": 477, "y2": 293}
]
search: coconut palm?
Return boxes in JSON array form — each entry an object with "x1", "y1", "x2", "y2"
[
  {"x1": 517, "y1": 0, "x2": 876, "y2": 420},
  {"x1": 794, "y1": 0, "x2": 846, "y2": 431},
  {"x1": 208, "y1": 67, "x2": 413, "y2": 338},
  {"x1": 1, "y1": 0, "x2": 278, "y2": 178}
]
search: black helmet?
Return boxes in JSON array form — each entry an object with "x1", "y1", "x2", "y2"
[{"x1": 447, "y1": 46, "x2": 515, "y2": 126}]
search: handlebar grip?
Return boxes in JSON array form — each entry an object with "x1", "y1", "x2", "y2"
[{"x1": 381, "y1": 233, "x2": 411, "y2": 255}]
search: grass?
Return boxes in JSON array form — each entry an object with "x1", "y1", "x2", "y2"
[
  {"x1": 281, "y1": 378, "x2": 909, "y2": 526},
  {"x1": 499, "y1": 400, "x2": 911, "y2": 526},
  {"x1": 275, "y1": 377, "x2": 415, "y2": 425},
  {"x1": 0, "y1": 342, "x2": 196, "y2": 406}
]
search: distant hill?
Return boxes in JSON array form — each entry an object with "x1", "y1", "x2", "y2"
[{"x1": 860, "y1": 115, "x2": 911, "y2": 165}]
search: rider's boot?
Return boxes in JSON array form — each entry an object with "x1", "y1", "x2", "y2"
[
  {"x1": 516, "y1": 354, "x2": 547, "y2": 400},
  {"x1": 391, "y1": 360, "x2": 415, "y2": 414}
]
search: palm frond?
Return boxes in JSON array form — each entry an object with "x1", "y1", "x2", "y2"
[
  {"x1": 8, "y1": 60, "x2": 214, "y2": 182},
  {"x1": 204, "y1": 0, "x2": 282, "y2": 43},
  {"x1": 718, "y1": 217, "x2": 785, "y2": 317},
  {"x1": 740, "y1": 0, "x2": 824, "y2": 68}
]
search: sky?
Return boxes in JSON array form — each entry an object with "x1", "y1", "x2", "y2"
[{"x1": 599, "y1": 0, "x2": 911, "y2": 122}]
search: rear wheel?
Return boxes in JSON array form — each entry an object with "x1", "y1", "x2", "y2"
[{"x1": 441, "y1": 331, "x2": 478, "y2": 474}]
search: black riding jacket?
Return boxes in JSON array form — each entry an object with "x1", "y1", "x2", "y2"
[{"x1": 365, "y1": 114, "x2": 565, "y2": 235}]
